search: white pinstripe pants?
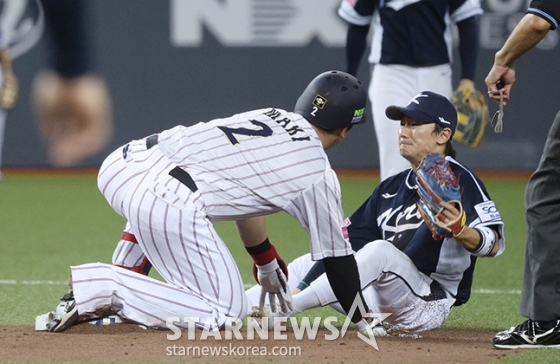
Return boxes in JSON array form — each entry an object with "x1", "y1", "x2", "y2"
[{"x1": 75, "y1": 139, "x2": 249, "y2": 329}]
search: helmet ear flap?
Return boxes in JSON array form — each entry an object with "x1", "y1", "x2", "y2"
[{"x1": 294, "y1": 70, "x2": 367, "y2": 130}]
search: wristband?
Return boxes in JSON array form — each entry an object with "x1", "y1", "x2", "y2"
[
  {"x1": 245, "y1": 238, "x2": 278, "y2": 266},
  {"x1": 467, "y1": 226, "x2": 497, "y2": 257}
]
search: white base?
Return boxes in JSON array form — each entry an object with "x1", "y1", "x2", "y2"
[{"x1": 35, "y1": 312, "x2": 53, "y2": 331}]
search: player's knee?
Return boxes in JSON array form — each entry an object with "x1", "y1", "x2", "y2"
[{"x1": 355, "y1": 240, "x2": 400, "y2": 265}]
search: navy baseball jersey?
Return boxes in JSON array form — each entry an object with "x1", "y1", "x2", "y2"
[
  {"x1": 339, "y1": 0, "x2": 483, "y2": 66},
  {"x1": 347, "y1": 156, "x2": 504, "y2": 304}
]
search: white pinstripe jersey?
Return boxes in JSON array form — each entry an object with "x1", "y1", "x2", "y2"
[{"x1": 157, "y1": 108, "x2": 352, "y2": 260}]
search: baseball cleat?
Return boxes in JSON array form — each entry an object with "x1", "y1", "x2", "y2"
[
  {"x1": 46, "y1": 291, "x2": 79, "y2": 332},
  {"x1": 493, "y1": 319, "x2": 560, "y2": 349},
  {"x1": 378, "y1": 322, "x2": 422, "y2": 339}
]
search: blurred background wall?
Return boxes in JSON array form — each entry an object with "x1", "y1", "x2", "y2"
[{"x1": 3, "y1": 0, "x2": 560, "y2": 170}]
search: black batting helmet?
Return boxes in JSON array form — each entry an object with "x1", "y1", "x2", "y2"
[{"x1": 294, "y1": 70, "x2": 367, "y2": 130}]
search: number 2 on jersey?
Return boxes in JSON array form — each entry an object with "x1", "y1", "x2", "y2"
[{"x1": 218, "y1": 119, "x2": 273, "y2": 145}]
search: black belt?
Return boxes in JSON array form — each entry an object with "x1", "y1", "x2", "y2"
[{"x1": 144, "y1": 134, "x2": 198, "y2": 193}]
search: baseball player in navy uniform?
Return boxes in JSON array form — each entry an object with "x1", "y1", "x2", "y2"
[
  {"x1": 40, "y1": 70, "x2": 376, "y2": 335},
  {"x1": 247, "y1": 91, "x2": 505, "y2": 332},
  {"x1": 486, "y1": 0, "x2": 560, "y2": 349},
  {"x1": 338, "y1": 0, "x2": 483, "y2": 181}
]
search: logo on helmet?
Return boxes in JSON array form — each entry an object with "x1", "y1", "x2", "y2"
[
  {"x1": 351, "y1": 108, "x2": 365, "y2": 124},
  {"x1": 313, "y1": 94, "x2": 327, "y2": 109}
]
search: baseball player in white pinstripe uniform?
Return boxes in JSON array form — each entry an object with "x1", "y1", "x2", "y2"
[{"x1": 40, "y1": 70, "x2": 377, "y2": 335}]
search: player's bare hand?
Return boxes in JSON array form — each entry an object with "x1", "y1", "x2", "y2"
[
  {"x1": 256, "y1": 260, "x2": 293, "y2": 313},
  {"x1": 438, "y1": 201, "x2": 462, "y2": 224}
]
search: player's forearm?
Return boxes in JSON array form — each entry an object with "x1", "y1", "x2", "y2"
[
  {"x1": 238, "y1": 217, "x2": 288, "y2": 274},
  {"x1": 495, "y1": 14, "x2": 551, "y2": 68},
  {"x1": 345, "y1": 24, "x2": 369, "y2": 76},
  {"x1": 454, "y1": 226, "x2": 483, "y2": 250},
  {"x1": 236, "y1": 216, "x2": 268, "y2": 248},
  {"x1": 455, "y1": 226, "x2": 500, "y2": 257},
  {"x1": 456, "y1": 16, "x2": 479, "y2": 81},
  {"x1": 296, "y1": 260, "x2": 326, "y2": 291}
]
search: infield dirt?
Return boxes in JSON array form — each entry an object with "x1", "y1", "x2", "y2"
[{"x1": 1, "y1": 324, "x2": 514, "y2": 363}]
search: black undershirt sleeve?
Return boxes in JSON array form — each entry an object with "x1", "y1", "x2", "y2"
[
  {"x1": 296, "y1": 260, "x2": 325, "y2": 291},
  {"x1": 345, "y1": 24, "x2": 370, "y2": 76},
  {"x1": 456, "y1": 16, "x2": 479, "y2": 81}
]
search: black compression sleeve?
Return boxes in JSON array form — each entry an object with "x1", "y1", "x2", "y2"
[
  {"x1": 323, "y1": 255, "x2": 368, "y2": 323},
  {"x1": 456, "y1": 16, "x2": 479, "y2": 81},
  {"x1": 345, "y1": 24, "x2": 370, "y2": 76},
  {"x1": 296, "y1": 260, "x2": 325, "y2": 291}
]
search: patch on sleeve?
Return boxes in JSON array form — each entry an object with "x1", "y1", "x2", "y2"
[
  {"x1": 342, "y1": 217, "x2": 351, "y2": 239},
  {"x1": 474, "y1": 201, "x2": 501, "y2": 223}
]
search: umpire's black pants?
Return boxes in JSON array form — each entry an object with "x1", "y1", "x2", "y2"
[{"x1": 520, "y1": 110, "x2": 560, "y2": 321}]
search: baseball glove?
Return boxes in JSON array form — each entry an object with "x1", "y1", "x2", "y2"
[
  {"x1": 415, "y1": 153, "x2": 466, "y2": 240},
  {"x1": 451, "y1": 88, "x2": 490, "y2": 148}
]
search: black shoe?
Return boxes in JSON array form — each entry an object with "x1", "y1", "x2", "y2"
[
  {"x1": 46, "y1": 291, "x2": 79, "y2": 332},
  {"x1": 493, "y1": 319, "x2": 560, "y2": 349}
]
